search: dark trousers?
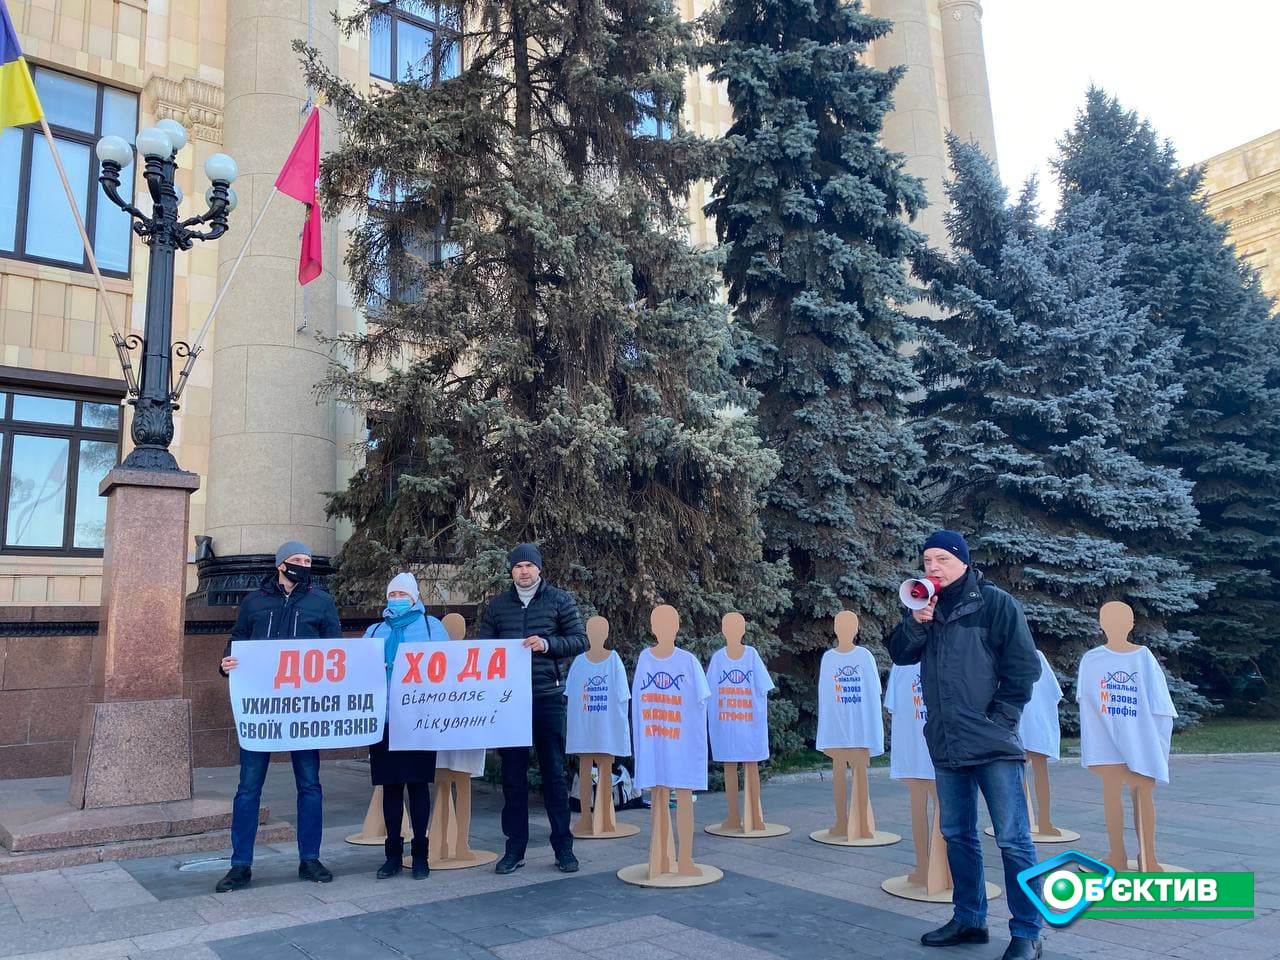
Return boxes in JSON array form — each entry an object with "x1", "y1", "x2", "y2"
[
  {"x1": 499, "y1": 695, "x2": 571, "y2": 858},
  {"x1": 935, "y1": 759, "x2": 1043, "y2": 940},
  {"x1": 383, "y1": 781, "x2": 431, "y2": 845},
  {"x1": 231, "y1": 749, "x2": 321, "y2": 866}
]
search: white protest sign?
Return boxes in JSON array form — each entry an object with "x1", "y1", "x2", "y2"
[
  {"x1": 229, "y1": 637, "x2": 386, "y2": 751},
  {"x1": 388, "y1": 639, "x2": 531, "y2": 750}
]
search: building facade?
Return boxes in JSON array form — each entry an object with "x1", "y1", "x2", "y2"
[
  {"x1": 1200, "y1": 129, "x2": 1280, "y2": 302},
  {"x1": 0, "y1": 0, "x2": 997, "y2": 609}
]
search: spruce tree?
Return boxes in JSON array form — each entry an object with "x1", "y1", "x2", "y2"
[
  {"x1": 296, "y1": 1, "x2": 788, "y2": 668},
  {"x1": 914, "y1": 137, "x2": 1210, "y2": 722},
  {"x1": 1056, "y1": 90, "x2": 1280, "y2": 714},
  {"x1": 701, "y1": 0, "x2": 928, "y2": 719}
]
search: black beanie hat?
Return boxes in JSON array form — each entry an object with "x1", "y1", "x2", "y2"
[
  {"x1": 508, "y1": 543, "x2": 543, "y2": 571},
  {"x1": 922, "y1": 530, "x2": 970, "y2": 565}
]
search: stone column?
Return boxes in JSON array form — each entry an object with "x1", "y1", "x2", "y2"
[
  {"x1": 940, "y1": 0, "x2": 998, "y2": 172},
  {"x1": 69, "y1": 467, "x2": 200, "y2": 808},
  {"x1": 869, "y1": 0, "x2": 950, "y2": 248},
  {"x1": 204, "y1": 0, "x2": 340, "y2": 588}
]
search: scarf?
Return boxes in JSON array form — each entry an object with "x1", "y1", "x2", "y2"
[
  {"x1": 382, "y1": 604, "x2": 424, "y2": 678},
  {"x1": 937, "y1": 572, "x2": 971, "y2": 620}
]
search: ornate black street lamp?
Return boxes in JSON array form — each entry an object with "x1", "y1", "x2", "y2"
[{"x1": 95, "y1": 118, "x2": 238, "y2": 471}]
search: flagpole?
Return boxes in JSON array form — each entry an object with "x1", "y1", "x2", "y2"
[
  {"x1": 170, "y1": 185, "x2": 279, "y2": 402},
  {"x1": 36, "y1": 116, "x2": 139, "y2": 395}
]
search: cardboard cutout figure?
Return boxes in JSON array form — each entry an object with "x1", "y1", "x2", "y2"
[
  {"x1": 984, "y1": 650, "x2": 1080, "y2": 844},
  {"x1": 1078, "y1": 601, "x2": 1185, "y2": 872},
  {"x1": 810, "y1": 611, "x2": 899, "y2": 847},
  {"x1": 344, "y1": 785, "x2": 411, "y2": 845},
  {"x1": 705, "y1": 612, "x2": 789, "y2": 838},
  {"x1": 617, "y1": 605, "x2": 723, "y2": 887},
  {"x1": 880, "y1": 663, "x2": 1001, "y2": 902},
  {"x1": 569, "y1": 616, "x2": 639, "y2": 839},
  {"x1": 418, "y1": 611, "x2": 498, "y2": 869}
]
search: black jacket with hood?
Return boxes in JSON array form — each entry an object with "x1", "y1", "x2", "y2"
[{"x1": 888, "y1": 568, "x2": 1041, "y2": 768}]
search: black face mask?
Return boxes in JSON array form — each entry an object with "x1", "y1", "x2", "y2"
[{"x1": 282, "y1": 562, "x2": 312, "y2": 587}]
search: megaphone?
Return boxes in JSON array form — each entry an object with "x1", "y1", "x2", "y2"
[{"x1": 899, "y1": 576, "x2": 943, "y2": 611}]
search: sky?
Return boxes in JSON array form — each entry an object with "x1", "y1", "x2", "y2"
[{"x1": 981, "y1": 0, "x2": 1279, "y2": 212}]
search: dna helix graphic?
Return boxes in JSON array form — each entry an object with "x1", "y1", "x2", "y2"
[
  {"x1": 1102, "y1": 670, "x2": 1139, "y2": 685},
  {"x1": 640, "y1": 671, "x2": 685, "y2": 691}
]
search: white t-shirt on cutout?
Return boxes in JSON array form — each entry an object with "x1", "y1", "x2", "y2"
[
  {"x1": 884, "y1": 663, "x2": 933, "y2": 780},
  {"x1": 1019, "y1": 650, "x2": 1062, "y2": 760},
  {"x1": 1076, "y1": 645, "x2": 1177, "y2": 784},
  {"x1": 436, "y1": 749, "x2": 486, "y2": 777},
  {"x1": 706, "y1": 646, "x2": 774, "y2": 763},
  {"x1": 631, "y1": 647, "x2": 711, "y2": 790},
  {"x1": 815, "y1": 646, "x2": 884, "y2": 756},
  {"x1": 564, "y1": 650, "x2": 631, "y2": 757}
]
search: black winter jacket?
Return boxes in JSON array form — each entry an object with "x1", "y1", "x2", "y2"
[
  {"x1": 220, "y1": 574, "x2": 343, "y2": 676},
  {"x1": 888, "y1": 569, "x2": 1041, "y2": 769},
  {"x1": 478, "y1": 580, "x2": 587, "y2": 700}
]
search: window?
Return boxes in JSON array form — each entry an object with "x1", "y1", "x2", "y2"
[
  {"x1": 368, "y1": 176, "x2": 458, "y2": 303},
  {"x1": 633, "y1": 91, "x2": 677, "y2": 140},
  {"x1": 0, "y1": 381, "x2": 122, "y2": 555},
  {"x1": 370, "y1": 1, "x2": 461, "y2": 84},
  {"x1": 0, "y1": 67, "x2": 139, "y2": 276}
]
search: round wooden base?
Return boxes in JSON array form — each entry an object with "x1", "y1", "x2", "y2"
[
  {"x1": 809, "y1": 828, "x2": 901, "y2": 847},
  {"x1": 1076, "y1": 858, "x2": 1191, "y2": 873},
  {"x1": 1126, "y1": 859, "x2": 1190, "y2": 872},
  {"x1": 984, "y1": 825, "x2": 1081, "y2": 844},
  {"x1": 616, "y1": 862, "x2": 724, "y2": 887},
  {"x1": 403, "y1": 849, "x2": 500, "y2": 871},
  {"x1": 345, "y1": 832, "x2": 390, "y2": 846},
  {"x1": 572, "y1": 822, "x2": 642, "y2": 840},
  {"x1": 881, "y1": 874, "x2": 1002, "y2": 903},
  {"x1": 704, "y1": 822, "x2": 791, "y2": 839}
]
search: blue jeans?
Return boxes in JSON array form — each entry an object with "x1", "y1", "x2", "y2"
[
  {"x1": 935, "y1": 759, "x2": 1042, "y2": 941},
  {"x1": 230, "y1": 749, "x2": 322, "y2": 866}
]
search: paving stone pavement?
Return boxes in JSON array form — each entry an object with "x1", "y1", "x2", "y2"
[{"x1": 0, "y1": 754, "x2": 1273, "y2": 960}]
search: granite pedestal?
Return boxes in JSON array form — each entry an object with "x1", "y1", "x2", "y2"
[{"x1": 0, "y1": 467, "x2": 289, "y2": 873}]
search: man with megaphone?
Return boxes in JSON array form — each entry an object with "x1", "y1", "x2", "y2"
[{"x1": 889, "y1": 531, "x2": 1043, "y2": 960}]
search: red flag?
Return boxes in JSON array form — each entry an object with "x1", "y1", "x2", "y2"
[{"x1": 274, "y1": 107, "x2": 322, "y2": 285}]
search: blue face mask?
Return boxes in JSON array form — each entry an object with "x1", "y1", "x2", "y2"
[{"x1": 387, "y1": 597, "x2": 414, "y2": 616}]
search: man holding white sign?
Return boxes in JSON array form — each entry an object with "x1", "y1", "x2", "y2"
[
  {"x1": 479, "y1": 544, "x2": 587, "y2": 876},
  {"x1": 216, "y1": 541, "x2": 343, "y2": 894}
]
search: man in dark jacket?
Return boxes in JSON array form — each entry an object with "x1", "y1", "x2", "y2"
[
  {"x1": 889, "y1": 531, "x2": 1044, "y2": 960},
  {"x1": 479, "y1": 543, "x2": 587, "y2": 875},
  {"x1": 215, "y1": 540, "x2": 342, "y2": 894}
]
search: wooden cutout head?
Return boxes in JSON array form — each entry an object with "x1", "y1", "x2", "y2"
[
  {"x1": 586, "y1": 616, "x2": 610, "y2": 662},
  {"x1": 1099, "y1": 601, "x2": 1139, "y2": 652},
  {"x1": 650, "y1": 604, "x2": 679, "y2": 655},
  {"x1": 834, "y1": 610, "x2": 860, "y2": 652},
  {"x1": 721, "y1": 612, "x2": 746, "y2": 657},
  {"x1": 442, "y1": 612, "x2": 466, "y2": 642}
]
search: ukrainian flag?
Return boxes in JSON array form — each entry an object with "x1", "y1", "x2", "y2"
[{"x1": 0, "y1": 0, "x2": 42, "y2": 130}]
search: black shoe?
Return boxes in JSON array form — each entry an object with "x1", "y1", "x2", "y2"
[
  {"x1": 411, "y1": 838, "x2": 430, "y2": 880},
  {"x1": 1001, "y1": 937, "x2": 1042, "y2": 960},
  {"x1": 214, "y1": 864, "x2": 251, "y2": 893},
  {"x1": 921, "y1": 919, "x2": 989, "y2": 947},
  {"x1": 298, "y1": 859, "x2": 334, "y2": 883},
  {"x1": 494, "y1": 852, "x2": 525, "y2": 875},
  {"x1": 555, "y1": 850, "x2": 580, "y2": 873},
  {"x1": 377, "y1": 838, "x2": 403, "y2": 879}
]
